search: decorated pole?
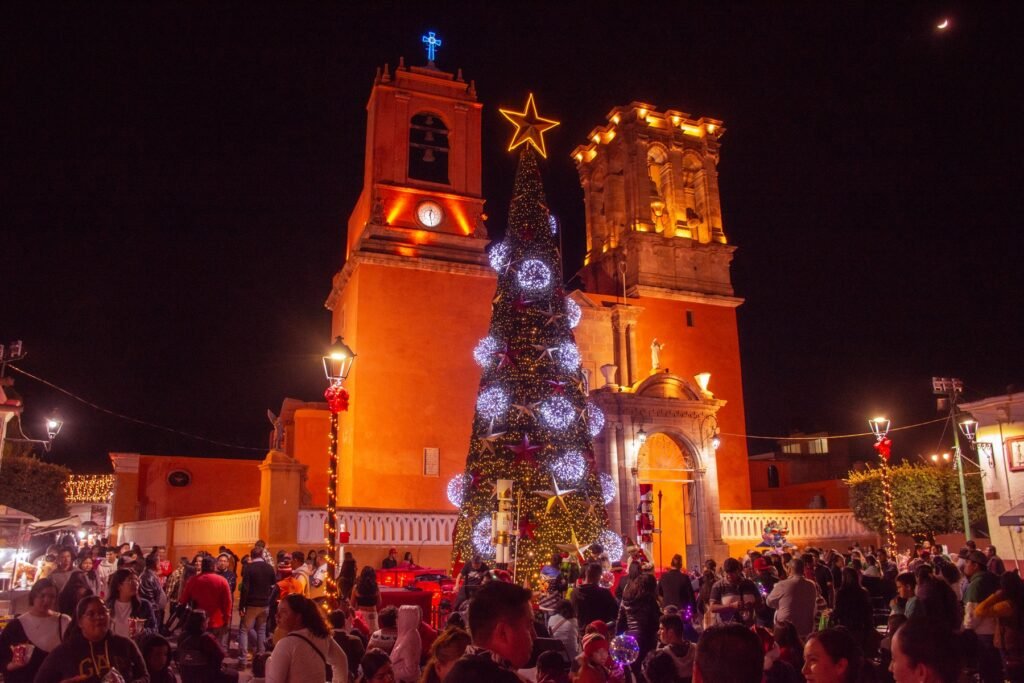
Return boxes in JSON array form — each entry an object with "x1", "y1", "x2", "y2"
[
  {"x1": 869, "y1": 417, "x2": 897, "y2": 557},
  {"x1": 323, "y1": 337, "x2": 356, "y2": 608}
]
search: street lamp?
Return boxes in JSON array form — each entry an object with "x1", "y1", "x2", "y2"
[
  {"x1": 636, "y1": 427, "x2": 647, "y2": 445},
  {"x1": 930, "y1": 452, "x2": 952, "y2": 464},
  {"x1": 45, "y1": 417, "x2": 63, "y2": 440},
  {"x1": 868, "y1": 416, "x2": 897, "y2": 557},
  {"x1": 322, "y1": 336, "x2": 356, "y2": 608},
  {"x1": 933, "y1": 377, "x2": 973, "y2": 541},
  {"x1": 959, "y1": 419, "x2": 978, "y2": 443}
]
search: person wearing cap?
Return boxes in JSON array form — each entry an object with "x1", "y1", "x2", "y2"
[
  {"x1": 576, "y1": 632, "x2": 611, "y2": 683},
  {"x1": 382, "y1": 548, "x2": 398, "y2": 569},
  {"x1": 964, "y1": 548, "x2": 1002, "y2": 683}
]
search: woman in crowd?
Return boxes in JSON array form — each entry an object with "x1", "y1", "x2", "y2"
[
  {"x1": 359, "y1": 649, "x2": 396, "y2": 683},
  {"x1": 353, "y1": 565, "x2": 383, "y2": 631},
  {"x1": 889, "y1": 619, "x2": 959, "y2": 683},
  {"x1": 802, "y1": 627, "x2": 870, "y2": 683},
  {"x1": 832, "y1": 568, "x2": 875, "y2": 654},
  {"x1": 0, "y1": 579, "x2": 71, "y2": 683},
  {"x1": 34, "y1": 595, "x2": 148, "y2": 683},
  {"x1": 616, "y1": 572, "x2": 660, "y2": 674},
  {"x1": 419, "y1": 626, "x2": 470, "y2": 683},
  {"x1": 267, "y1": 593, "x2": 348, "y2": 683},
  {"x1": 340, "y1": 552, "x2": 359, "y2": 599},
  {"x1": 547, "y1": 599, "x2": 579, "y2": 662},
  {"x1": 58, "y1": 570, "x2": 95, "y2": 630},
  {"x1": 390, "y1": 605, "x2": 423, "y2": 683},
  {"x1": 78, "y1": 554, "x2": 101, "y2": 596},
  {"x1": 975, "y1": 569, "x2": 1024, "y2": 681},
  {"x1": 178, "y1": 609, "x2": 236, "y2": 683},
  {"x1": 398, "y1": 552, "x2": 420, "y2": 570},
  {"x1": 774, "y1": 620, "x2": 804, "y2": 673},
  {"x1": 107, "y1": 568, "x2": 159, "y2": 639},
  {"x1": 907, "y1": 576, "x2": 959, "y2": 634}
]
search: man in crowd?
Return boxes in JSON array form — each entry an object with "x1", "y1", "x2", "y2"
[
  {"x1": 571, "y1": 562, "x2": 619, "y2": 627},
  {"x1": 766, "y1": 557, "x2": 819, "y2": 639},
  {"x1": 694, "y1": 623, "x2": 764, "y2": 683},
  {"x1": 656, "y1": 613, "x2": 695, "y2": 682},
  {"x1": 98, "y1": 546, "x2": 120, "y2": 596},
  {"x1": 658, "y1": 554, "x2": 697, "y2": 614},
  {"x1": 709, "y1": 557, "x2": 762, "y2": 626},
  {"x1": 963, "y1": 549, "x2": 1001, "y2": 683},
  {"x1": 986, "y1": 545, "x2": 1005, "y2": 575},
  {"x1": 276, "y1": 550, "x2": 310, "y2": 598},
  {"x1": 179, "y1": 555, "x2": 233, "y2": 647},
  {"x1": 445, "y1": 580, "x2": 535, "y2": 682},
  {"x1": 138, "y1": 554, "x2": 167, "y2": 623},
  {"x1": 453, "y1": 554, "x2": 489, "y2": 609},
  {"x1": 238, "y1": 546, "x2": 277, "y2": 664},
  {"x1": 309, "y1": 549, "x2": 330, "y2": 603},
  {"x1": 215, "y1": 553, "x2": 237, "y2": 594},
  {"x1": 382, "y1": 547, "x2": 399, "y2": 569}
]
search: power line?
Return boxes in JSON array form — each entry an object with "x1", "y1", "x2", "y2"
[
  {"x1": 721, "y1": 417, "x2": 947, "y2": 442},
  {"x1": 9, "y1": 365, "x2": 265, "y2": 452}
]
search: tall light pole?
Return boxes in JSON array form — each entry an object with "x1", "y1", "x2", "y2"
[
  {"x1": 933, "y1": 377, "x2": 973, "y2": 541},
  {"x1": 869, "y1": 416, "x2": 897, "y2": 557},
  {"x1": 322, "y1": 336, "x2": 356, "y2": 608}
]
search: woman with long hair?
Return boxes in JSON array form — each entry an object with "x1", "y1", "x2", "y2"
[
  {"x1": 77, "y1": 554, "x2": 101, "y2": 596},
  {"x1": 353, "y1": 565, "x2": 383, "y2": 631},
  {"x1": 419, "y1": 626, "x2": 470, "y2": 683},
  {"x1": 340, "y1": 552, "x2": 358, "y2": 599},
  {"x1": 34, "y1": 595, "x2": 148, "y2": 682},
  {"x1": 616, "y1": 572, "x2": 660, "y2": 675},
  {"x1": 832, "y1": 567, "x2": 875, "y2": 655},
  {"x1": 774, "y1": 620, "x2": 804, "y2": 672},
  {"x1": 0, "y1": 579, "x2": 71, "y2": 683},
  {"x1": 547, "y1": 599, "x2": 579, "y2": 661},
  {"x1": 58, "y1": 570, "x2": 95, "y2": 625},
  {"x1": 976, "y1": 570, "x2": 1024, "y2": 681},
  {"x1": 802, "y1": 627, "x2": 871, "y2": 683},
  {"x1": 267, "y1": 593, "x2": 347, "y2": 682},
  {"x1": 106, "y1": 568, "x2": 158, "y2": 640}
]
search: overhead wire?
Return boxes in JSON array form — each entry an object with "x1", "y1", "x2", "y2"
[
  {"x1": 8, "y1": 365, "x2": 266, "y2": 452},
  {"x1": 720, "y1": 416, "x2": 947, "y2": 442}
]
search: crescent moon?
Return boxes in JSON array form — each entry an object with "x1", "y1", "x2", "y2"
[{"x1": 937, "y1": 19, "x2": 949, "y2": 29}]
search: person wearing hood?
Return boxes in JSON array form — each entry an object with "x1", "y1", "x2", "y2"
[
  {"x1": 389, "y1": 604, "x2": 423, "y2": 682},
  {"x1": 34, "y1": 595, "x2": 148, "y2": 683}
]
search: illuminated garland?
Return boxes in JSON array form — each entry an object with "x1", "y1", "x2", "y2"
[
  {"x1": 64, "y1": 475, "x2": 115, "y2": 503},
  {"x1": 874, "y1": 436, "x2": 897, "y2": 557},
  {"x1": 323, "y1": 380, "x2": 349, "y2": 608}
]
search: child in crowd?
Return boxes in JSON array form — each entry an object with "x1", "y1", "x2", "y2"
[
  {"x1": 576, "y1": 633, "x2": 612, "y2": 683},
  {"x1": 140, "y1": 634, "x2": 175, "y2": 683},
  {"x1": 536, "y1": 649, "x2": 571, "y2": 683},
  {"x1": 367, "y1": 606, "x2": 399, "y2": 654}
]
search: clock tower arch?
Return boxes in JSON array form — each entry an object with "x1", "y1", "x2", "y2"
[{"x1": 324, "y1": 55, "x2": 495, "y2": 512}]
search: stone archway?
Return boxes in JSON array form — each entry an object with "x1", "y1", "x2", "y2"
[{"x1": 636, "y1": 432, "x2": 698, "y2": 571}]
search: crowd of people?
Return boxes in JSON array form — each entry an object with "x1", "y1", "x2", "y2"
[{"x1": 0, "y1": 536, "x2": 1020, "y2": 683}]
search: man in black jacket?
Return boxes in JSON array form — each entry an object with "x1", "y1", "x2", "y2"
[
  {"x1": 658, "y1": 554, "x2": 697, "y2": 613},
  {"x1": 238, "y1": 547, "x2": 277, "y2": 663},
  {"x1": 444, "y1": 580, "x2": 535, "y2": 683},
  {"x1": 572, "y1": 562, "x2": 619, "y2": 627}
]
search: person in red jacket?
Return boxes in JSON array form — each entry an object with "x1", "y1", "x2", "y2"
[{"x1": 179, "y1": 555, "x2": 233, "y2": 646}]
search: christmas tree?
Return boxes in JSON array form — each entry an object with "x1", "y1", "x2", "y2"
[{"x1": 449, "y1": 94, "x2": 615, "y2": 585}]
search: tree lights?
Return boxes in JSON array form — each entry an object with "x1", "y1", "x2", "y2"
[{"x1": 322, "y1": 336, "x2": 356, "y2": 608}]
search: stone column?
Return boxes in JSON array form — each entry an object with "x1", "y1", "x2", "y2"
[
  {"x1": 258, "y1": 450, "x2": 308, "y2": 548},
  {"x1": 109, "y1": 453, "x2": 141, "y2": 527}
]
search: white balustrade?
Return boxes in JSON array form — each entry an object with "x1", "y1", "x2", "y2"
[
  {"x1": 720, "y1": 509, "x2": 872, "y2": 541},
  {"x1": 117, "y1": 518, "x2": 171, "y2": 548},
  {"x1": 298, "y1": 508, "x2": 458, "y2": 546},
  {"x1": 172, "y1": 508, "x2": 260, "y2": 547}
]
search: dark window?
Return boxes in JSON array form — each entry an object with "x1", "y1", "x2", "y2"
[
  {"x1": 685, "y1": 310, "x2": 695, "y2": 327},
  {"x1": 767, "y1": 464, "x2": 780, "y2": 489},
  {"x1": 408, "y1": 113, "x2": 449, "y2": 184}
]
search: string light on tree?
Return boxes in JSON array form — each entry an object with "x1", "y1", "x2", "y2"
[
  {"x1": 488, "y1": 242, "x2": 511, "y2": 272},
  {"x1": 472, "y1": 517, "x2": 495, "y2": 557},
  {"x1": 447, "y1": 473, "x2": 472, "y2": 507},
  {"x1": 548, "y1": 214, "x2": 558, "y2": 235},
  {"x1": 539, "y1": 396, "x2": 576, "y2": 430},
  {"x1": 516, "y1": 259, "x2": 553, "y2": 292},
  {"x1": 586, "y1": 402, "x2": 605, "y2": 437},
  {"x1": 550, "y1": 450, "x2": 587, "y2": 485},
  {"x1": 476, "y1": 386, "x2": 509, "y2": 422},
  {"x1": 565, "y1": 297, "x2": 582, "y2": 329},
  {"x1": 473, "y1": 336, "x2": 501, "y2": 368},
  {"x1": 599, "y1": 472, "x2": 617, "y2": 504},
  {"x1": 869, "y1": 416, "x2": 897, "y2": 558},
  {"x1": 556, "y1": 341, "x2": 581, "y2": 371}
]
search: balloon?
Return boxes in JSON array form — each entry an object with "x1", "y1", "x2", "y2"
[{"x1": 610, "y1": 634, "x2": 640, "y2": 665}]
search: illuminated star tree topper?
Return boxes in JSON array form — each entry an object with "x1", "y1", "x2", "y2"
[{"x1": 499, "y1": 93, "x2": 561, "y2": 159}]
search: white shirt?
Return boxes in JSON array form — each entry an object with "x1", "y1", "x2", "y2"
[
  {"x1": 111, "y1": 600, "x2": 133, "y2": 638},
  {"x1": 266, "y1": 628, "x2": 347, "y2": 683},
  {"x1": 18, "y1": 612, "x2": 71, "y2": 652}
]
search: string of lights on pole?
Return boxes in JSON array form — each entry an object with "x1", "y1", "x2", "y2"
[{"x1": 322, "y1": 336, "x2": 356, "y2": 608}]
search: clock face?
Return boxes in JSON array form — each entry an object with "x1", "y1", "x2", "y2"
[{"x1": 416, "y1": 201, "x2": 444, "y2": 228}]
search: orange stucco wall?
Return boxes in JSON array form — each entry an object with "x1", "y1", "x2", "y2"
[
  {"x1": 293, "y1": 409, "x2": 332, "y2": 507},
  {"x1": 136, "y1": 455, "x2": 261, "y2": 520},
  {"x1": 748, "y1": 460, "x2": 849, "y2": 509},
  {"x1": 331, "y1": 262, "x2": 495, "y2": 510}
]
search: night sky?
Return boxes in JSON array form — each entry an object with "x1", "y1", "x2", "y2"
[{"x1": 4, "y1": 3, "x2": 1022, "y2": 473}]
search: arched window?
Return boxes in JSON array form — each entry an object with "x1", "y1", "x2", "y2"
[
  {"x1": 767, "y1": 464, "x2": 780, "y2": 489},
  {"x1": 409, "y1": 113, "x2": 449, "y2": 184}
]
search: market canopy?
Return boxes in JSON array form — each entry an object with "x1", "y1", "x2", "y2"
[
  {"x1": 999, "y1": 502, "x2": 1024, "y2": 527},
  {"x1": 0, "y1": 506, "x2": 40, "y2": 524},
  {"x1": 28, "y1": 516, "x2": 81, "y2": 534}
]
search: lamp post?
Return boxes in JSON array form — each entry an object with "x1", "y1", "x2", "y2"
[
  {"x1": 322, "y1": 336, "x2": 355, "y2": 608},
  {"x1": 957, "y1": 418, "x2": 978, "y2": 542},
  {"x1": 869, "y1": 417, "x2": 897, "y2": 557}
]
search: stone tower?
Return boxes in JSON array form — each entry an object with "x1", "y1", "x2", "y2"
[{"x1": 324, "y1": 58, "x2": 495, "y2": 511}]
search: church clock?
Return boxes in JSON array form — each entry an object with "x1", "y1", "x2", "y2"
[{"x1": 416, "y1": 200, "x2": 444, "y2": 228}]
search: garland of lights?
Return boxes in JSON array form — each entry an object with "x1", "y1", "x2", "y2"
[
  {"x1": 599, "y1": 472, "x2": 617, "y2": 505},
  {"x1": 64, "y1": 475, "x2": 116, "y2": 504},
  {"x1": 323, "y1": 380, "x2": 350, "y2": 608},
  {"x1": 556, "y1": 341, "x2": 581, "y2": 371},
  {"x1": 447, "y1": 473, "x2": 471, "y2": 507},
  {"x1": 596, "y1": 529, "x2": 624, "y2": 563},
  {"x1": 516, "y1": 258, "x2": 553, "y2": 292},
  {"x1": 874, "y1": 436, "x2": 897, "y2": 557},
  {"x1": 473, "y1": 336, "x2": 501, "y2": 368},
  {"x1": 586, "y1": 402, "x2": 605, "y2": 437},
  {"x1": 565, "y1": 297, "x2": 582, "y2": 329},
  {"x1": 550, "y1": 450, "x2": 587, "y2": 486},
  {"x1": 476, "y1": 386, "x2": 510, "y2": 422},
  {"x1": 489, "y1": 242, "x2": 511, "y2": 272},
  {"x1": 539, "y1": 396, "x2": 576, "y2": 430}
]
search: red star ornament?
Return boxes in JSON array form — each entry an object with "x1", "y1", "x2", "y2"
[
  {"x1": 508, "y1": 434, "x2": 543, "y2": 464},
  {"x1": 512, "y1": 295, "x2": 534, "y2": 313},
  {"x1": 518, "y1": 516, "x2": 538, "y2": 540}
]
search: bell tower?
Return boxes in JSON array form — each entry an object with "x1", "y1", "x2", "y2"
[{"x1": 324, "y1": 50, "x2": 495, "y2": 512}]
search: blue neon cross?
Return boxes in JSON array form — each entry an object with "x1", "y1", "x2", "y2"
[{"x1": 422, "y1": 31, "x2": 442, "y2": 62}]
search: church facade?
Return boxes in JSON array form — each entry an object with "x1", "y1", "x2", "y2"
[{"x1": 323, "y1": 61, "x2": 750, "y2": 567}]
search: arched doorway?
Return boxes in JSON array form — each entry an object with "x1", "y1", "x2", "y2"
[{"x1": 636, "y1": 432, "x2": 698, "y2": 570}]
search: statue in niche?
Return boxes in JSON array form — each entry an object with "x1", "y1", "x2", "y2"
[{"x1": 651, "y1": 338, "x2": 665, "y2": 372}]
